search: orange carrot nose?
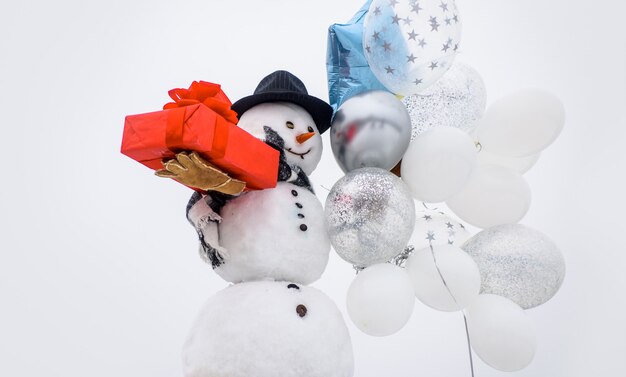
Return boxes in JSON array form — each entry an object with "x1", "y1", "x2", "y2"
[{"x1": 296, "y1": 132, "x2": 315, "y2": 144}]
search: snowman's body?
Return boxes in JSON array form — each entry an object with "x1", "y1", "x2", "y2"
[
  {"x1": 216, "y1": 181, "x2": 329, "y2": 284},
  {"x1": 183, "y1": 281, "x2": 354, "y2": 377}
]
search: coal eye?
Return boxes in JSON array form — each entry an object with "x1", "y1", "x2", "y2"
[
  {"x1": 307, "y1": 126, "x2": 314, "y2": 132},
  {"x1": 286, "y1": 121, "x2": 295, "y2": 129},
  {"x1": 287, "y1": 284, "x2": 300, "y2": 290}
]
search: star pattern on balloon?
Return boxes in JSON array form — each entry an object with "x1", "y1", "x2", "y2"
[
  {"x1": 399, "y1": 207, "x2": 471, "y2": 258},
  {"x1": 411, "y1": 2, "x2": 423, "y2": 14},
  {"x1": 429, "y1": 16, "x2": 440, "y2": 31},
  {"x1": 363, "y1": 0, "x2": 462, "y2": 94},
  {"x1": 366, "y1": 3, "x2": 459, "y2": 61}
]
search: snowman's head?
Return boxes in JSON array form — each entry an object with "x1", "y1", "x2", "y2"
[{"x1": 237, "y1": 102, "x2": 323, "y2": 175}]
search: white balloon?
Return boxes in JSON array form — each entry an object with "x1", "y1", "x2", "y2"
[
  {"x1": 401, "y1": 127, "x2": 477, "y2": 203},
  {"x1": 466, "y1": 294, "x2": 536, "y2": 372},
  {"x1": 405, "y1": 245, "x2": 481, "y2": 312},
  {"x1": 409, "y1": 207, "x2": 471, "y2": 251},
  {"x1": 470, "y1": 125, "x2": 540, "y2": 173},
  {"x1": 446, "y1": 165, "x2": 531, "y2": 228},
  {"x1": 478, "y1": 89, "x2": 565, "y2": 157},
  {"x1": 477, "y1": 149, "x2": 540, "y2": 174},
  {"x1": 346, "y1": 263, "x2": 415, "y2": 336},
  {"x1": 363, "y1": 0, "x2": 463, "y2": 95}
]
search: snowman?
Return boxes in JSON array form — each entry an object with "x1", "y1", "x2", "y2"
[
  {"x1": 157, "y1": 71, "x2": 354, "y2": 377},
  {"x1": 159, "y1": 71, "x2": 333, "y2": 284}
]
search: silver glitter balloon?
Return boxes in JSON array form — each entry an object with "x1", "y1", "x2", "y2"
[
  {"x1": 325, "y1": 167, "x2": 416, "y2": 267},
  {"x1": 330, "y1": 91, "x2": 411, "y2": 173},
  {"x1": 403, "y1": 61, "x2": 487, "y2": 140},
  {"x1": 462, "y1": 224, "x2": 565, "y2": 309}
]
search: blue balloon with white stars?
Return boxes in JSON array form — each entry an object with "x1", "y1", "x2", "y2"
[{"x1": 363, "y1": 0, "x2": 462, "y2": 96}]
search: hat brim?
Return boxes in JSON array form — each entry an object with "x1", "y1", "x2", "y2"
[{"x1": 231, "y1": 91, "x2": 333, "y2": 134}]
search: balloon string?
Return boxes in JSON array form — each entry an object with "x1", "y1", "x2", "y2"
[
  {"x1": 461, "y1": 310, "x2": 475, "y2": 377},
  {"x1": 429, "y1": 241, "x2": 476, "y2": 377}
]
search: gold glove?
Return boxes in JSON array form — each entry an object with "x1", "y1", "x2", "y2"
[{"x1": 155, "y1": 151, "x2": 246, "y2": 195}]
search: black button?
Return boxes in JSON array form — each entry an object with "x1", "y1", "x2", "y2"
[
  {"x1": 295, "y1": 203, "x2": 303, "y2": 208},
  {"x1": 291, "y1": 190, "x2": 298, "y2": 197},
  {"x1": 297, "y1": 213, "x2": 305, "y2": 218},
  {"x1": 296, "y1": 304, "x2": 307, "y2": 317},
  {"x1": 300, "y1": 224, "x2": 308, "y2": 231}
]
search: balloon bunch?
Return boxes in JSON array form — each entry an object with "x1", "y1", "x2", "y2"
[{"x1": 325, "y1": 0, "x2": 566, "y2": 373}]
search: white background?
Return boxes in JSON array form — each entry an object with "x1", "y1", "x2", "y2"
[{"x1": 1, "y1": 0, "x2": 625, "y2": 376}]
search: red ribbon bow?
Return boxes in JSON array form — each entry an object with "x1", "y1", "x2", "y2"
[{"x1": 163, "y1": 81, "x2": 239, "y2": 124}]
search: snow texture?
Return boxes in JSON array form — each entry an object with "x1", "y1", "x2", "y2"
[
  {"x1": 215, "y1": 182, "x2": 330, "y2": 284},
  {"x1": 183, "y1": 281, "x2": 354, "y2": 377}
]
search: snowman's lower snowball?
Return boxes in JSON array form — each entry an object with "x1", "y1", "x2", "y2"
[{"x1": 183, "y1": 281, "x2": 354, "y2": 377}]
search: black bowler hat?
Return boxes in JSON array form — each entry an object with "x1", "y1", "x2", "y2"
[{"x1": 231, "y1": 70, "x2": 333, "y2": 134}]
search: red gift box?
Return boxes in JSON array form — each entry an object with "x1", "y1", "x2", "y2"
[{"x1": 121, "y1": 81, "x2": 279, "y2": 191}]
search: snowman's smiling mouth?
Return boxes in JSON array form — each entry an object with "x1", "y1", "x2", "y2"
[{"x1": 286, "y1": 148, "x2": 312, "y2": 159}]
